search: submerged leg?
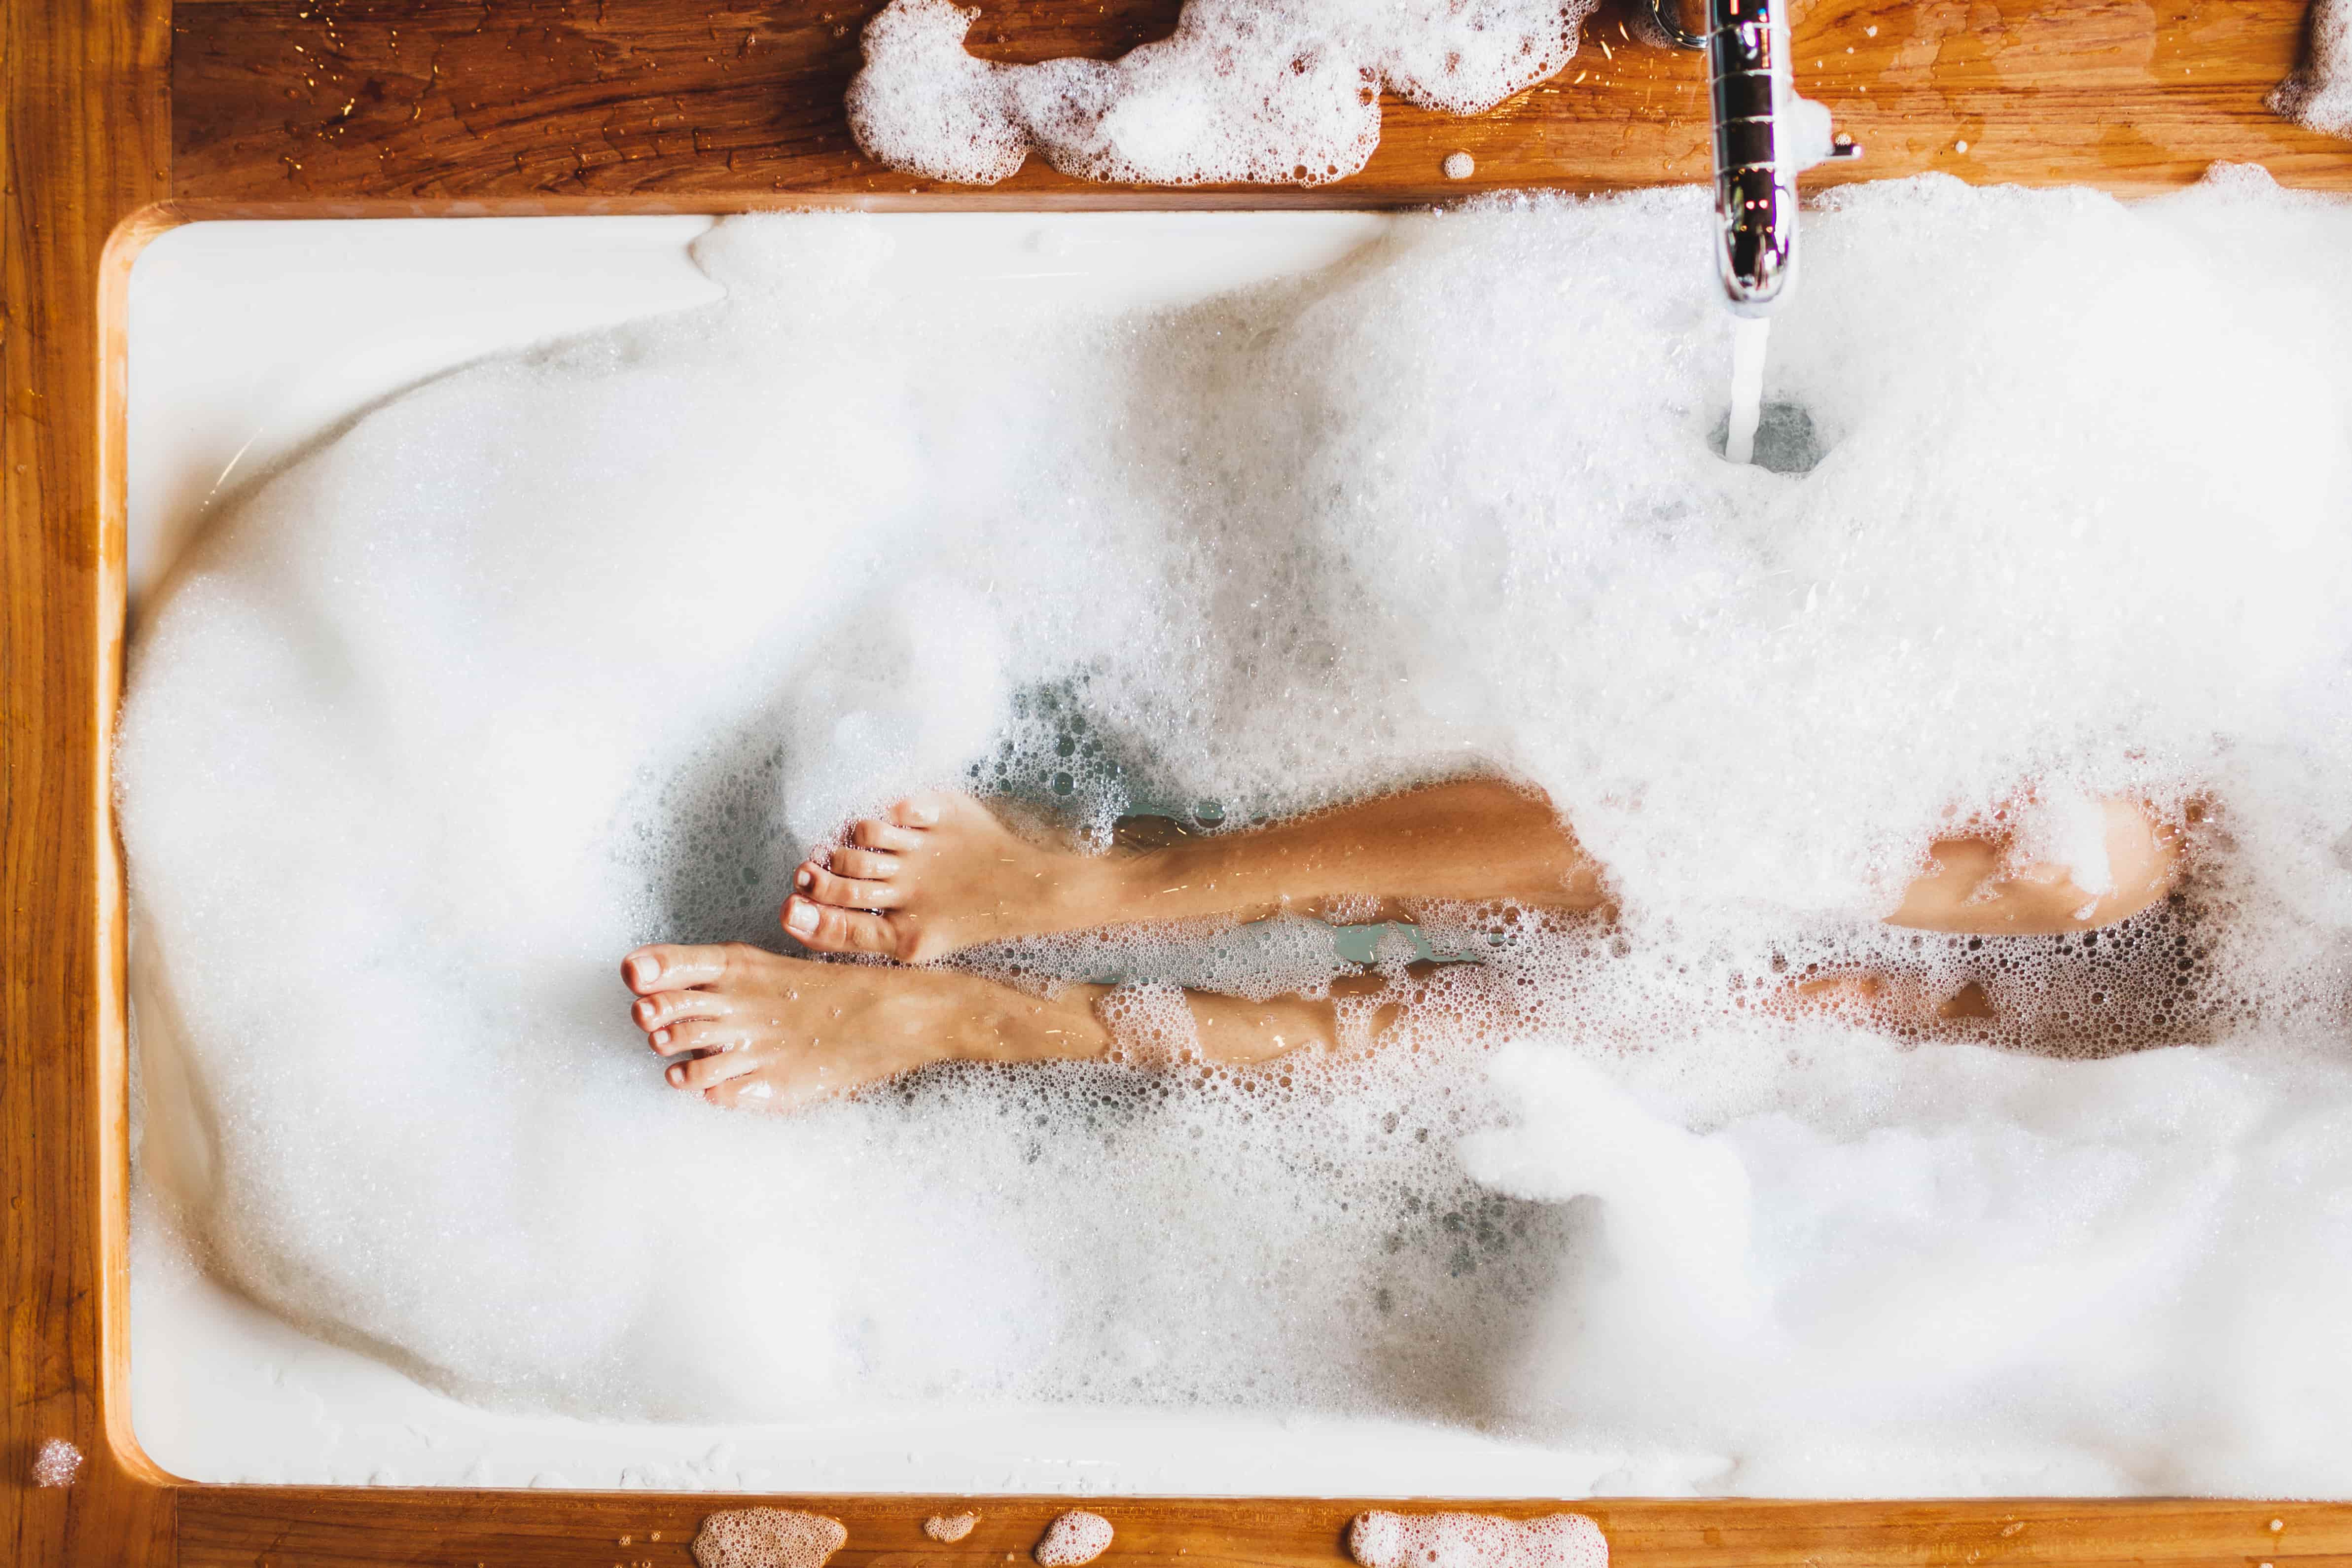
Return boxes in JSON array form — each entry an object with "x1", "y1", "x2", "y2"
[
  {"x1": 620, "y1": 940, "x2": 1386, "y2": 1111},
  {"x1": 781, "y1": 777, "x2": 1606, "y2": 963},
  {"x1": 1888, "y1": 797, "x2": 2181, "y2": 936},
  {"x1": 782, "y1": 779, "x2": 2185, "y2": 962}
]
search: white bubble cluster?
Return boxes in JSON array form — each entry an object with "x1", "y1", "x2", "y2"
[
  {"x1": 2274, "y1": 0, "x2": 2352, "y2": 137},
  {"x1": 120, "y1": 175, "x2": 2352, "y2": 1491},
  {"x1": 31, "y1": 1438, "x2": 82, "y2": 1489},
  {"x1": 846, "y1": 0, "x2": 1600, "y2": 185},
  {"x1": 1349, "y1": 1511, "x2": 1606, "y2": 1568},
  {"x1": 1035, "y1": 1510, "x2": 1114, "y2": 1566},
  {"x1": 693, "y1": 1508, "x2": 848, "y2": 1568},
  {"x1": 926, "y1": 1512, "x2": 981, "y2": 1542}
]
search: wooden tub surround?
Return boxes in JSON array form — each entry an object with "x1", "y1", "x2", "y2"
[{"x1": 5, "y1": 0, "x2": 2350, "y2": 1563}]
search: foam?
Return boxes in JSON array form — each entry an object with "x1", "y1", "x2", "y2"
[
  {"x1": 1035, "y1": 1511, "x2": 1115, "y2": 1566},
  {"x1": 31, "y1": 1438, "x2": 83, "y2": 1489},
  {"x1": 2273, "y1": 0, "x2": 2352, "y2": 137},
  {"x1": 926, "y1": 1512, "x2": 981, "y2": 1542},
  {"x1": 118, "y1": 174, "x2": 2352, "y2": 1491},
  {"x1": 847, "y1": 0, "x2": 1600, "y2": 185},
  {"x1": 693, "y1": 1508, "x2": 848, "y2": 1568},
  {"x1": 1349, "y1": 1511, "x2": 1606, "y2": 1568}
]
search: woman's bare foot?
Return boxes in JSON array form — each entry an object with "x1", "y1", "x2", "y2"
[
  {"x1": 780, "y1": 791, "x2": 1118, "y2": 963},
  {"x1": 784, "y1": 779, "x2": 1606, "y2": 963},
  {"x1": 621, "y1": 940, "x2": 1109, "y2": 1111}
]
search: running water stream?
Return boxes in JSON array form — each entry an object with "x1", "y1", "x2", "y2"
[{"x1": 1724, "y1": 315, "x2": 1770, "y2": 465}]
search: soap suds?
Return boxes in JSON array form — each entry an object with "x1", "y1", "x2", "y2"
[
  {"x1": 31, "y1": 1438, "x2": 83, "y2": 1488},
  {"x1": 693, "y1": 1508, "x2": 849, "y2": 1568},
  {"x1": 119, "y1": 175, "x2": 2352, "y2": 1493},
  {"x1": 926, "y1": 1512, "x2": 981, "y2": 1542},
  {"x1": 1349, "y1": 1511, "x2": 1606, "y2": 1568},
  {"x1": 1035, "y1": 1511, "x2": 1114, "y2": 1566},
  {"x1": 2273, "y1": 0, "x2": 2352, "y2": 137},
  {"x1": 846, "y1": 0, "x2": 1600, "y2": 184}
]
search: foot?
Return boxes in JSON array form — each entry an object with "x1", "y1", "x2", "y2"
[
  {"x1": 620, "y1": 940, "x2": 1108, "y2": 1111},
  {"x1": 781, "y1": 791, "x2": 1115, "y2": 963}
]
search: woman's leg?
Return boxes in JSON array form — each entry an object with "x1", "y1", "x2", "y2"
[
  {"x1": 621, "y1": 940, "x2": 1389, "y2": 1111},
  {"x1": 781, "y1": 777, "x2": 1604, "y2": 962},
  {"x1": 1886, "y1": 796, "x2": 2181, "y2": 936},
  {"x1": 782, "y1": 779, "x2": 2185, "y2": 962}
]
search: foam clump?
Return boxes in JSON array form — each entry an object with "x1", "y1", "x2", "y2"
[
  {"x1": 1035, "y1": 1511, "x2": 1114, "y2": 1566},
  {"x1": 117, "y1": 178, "x2": 2352, "y2": 1492},
  {"x1": 2273, "y1": 0, "x2": 2352, "y2": 137},
  {"x1": 1349, "y1": 1512, "x2": 1605, "y2": 1568},
  {"x1": 926, "y1": 1512, "x2": 981, "y2": 1542},
  {"x1": 31, "y1": 1438, "x2": 82, "y2": 1488},
  {"x1": 693, "y1": 1508, "x2": 849, "y2": 1568},
  {"x1": 846, "y1": 0, "x2": 1599, "y2": 185}
]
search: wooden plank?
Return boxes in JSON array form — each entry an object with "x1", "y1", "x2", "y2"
[
  {"x1": 0, "y1": 0, "x2": 179, "y2": 1561},
  {"x1": 173, "y1": 1491, "x2": 2352, "y2": 1568},
  {"x1": 170, "y1": 0, "x2": 2352, "y2": 214}
]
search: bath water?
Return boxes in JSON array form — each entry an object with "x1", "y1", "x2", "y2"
[{"x1": 120, "y1": 170, "x2": 2352, "y2": 1494}]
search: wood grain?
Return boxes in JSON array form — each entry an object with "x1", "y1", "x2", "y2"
[
  {"x1": 169, "y1": 0, "x2": 2352, "y2": 215},
  {"x1": 1, "y1": 0, "x2": 178, "y2": 1563},
  {"x1": 172, "y1": 1491, "x2": 2352, "y2": 1568}
]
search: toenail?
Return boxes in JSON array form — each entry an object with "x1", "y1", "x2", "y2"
[
  {"x1": 630, "y1": 953, "x2": 659, "y2": 987},
  {"x1": 796, "y1": 867, "x2": 814, "y2": 891},
  {"x1": 652, "y1": 1028, "x2": 671, "y2": 1048},
  {"x1": 786, "y1": 901, "x2": 817, "y2": 936},
  {"x1": 667, "y1": 1064, "x2": 684, "y2": 1086}
]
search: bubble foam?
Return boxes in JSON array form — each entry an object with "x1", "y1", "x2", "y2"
[
  {"x1": 926, "y1": 1512, "x2": 982, "y2": 1542},
  {"x1": 847, "y1": 0, "x2": 1601, "y2": 185},
  {"x1": 2274, "y1": 0, "x2": 2352, "y2": 136},
  {"x1": 1349, "y1": 1511, "x2": 1606, "y2": 1568},
  {"x1": 1036, "y1": 1510, "x2": 1115, "y2": 1566},
  {"x1": 693, "y1": 1508, "x2": 849, "y2": 1568},
  {"x1": 31, "y1": 1438, "x2": 83, "y2": 1489}
]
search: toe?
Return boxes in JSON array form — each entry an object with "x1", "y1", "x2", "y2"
[
  {"x1": 668, "y1": 1048, "x2": 757, "y2": 1091},
  {"x1": 799, "y1": 865, "x2": 903, "y2": 911},
  {"x1": 703, "y1": 1076, "x2": 785, "y2": 1111},
  {"x1": 633, "y1": 988, "x2": 727, "y2": 1032},
  {"x1": 828, "y1": 846, "x2": 899, "y2": 881},
  {"x1": 888, "y1": 794, "x2": 947, "y2": 829},
  {"x1": 622, "y1": 943, "x2": 735, "y2": 994},
  {"x1": 649, "y1": 1018, "x2": 740, "y2": 1057},
  {"x1": 782, "y1": 895, "x2": 903, "y2": 956},
  {"x1": 850, "y1": 818, "x2": 924, "y2": 853}
]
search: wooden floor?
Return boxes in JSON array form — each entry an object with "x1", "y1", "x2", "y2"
[{"x1": 7, "y1": 0, "x2": 2352, "y2": 1563}]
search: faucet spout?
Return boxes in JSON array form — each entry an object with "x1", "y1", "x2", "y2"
[{"x1": 1652, "y1": 0, "x2": 1860, "y2": 317}]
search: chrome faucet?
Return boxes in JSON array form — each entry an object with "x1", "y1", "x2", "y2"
[{"x1": 1651, "y1": 0, "x2": 1860, "y2": 316}]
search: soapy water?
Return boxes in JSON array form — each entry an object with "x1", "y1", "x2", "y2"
[
  {"x1": 119, "y1": 171, "x2": 2352, "y2": 1493},
  {"x1": 2275, "y1": 0, "x2": 2352, "y2": 137}
]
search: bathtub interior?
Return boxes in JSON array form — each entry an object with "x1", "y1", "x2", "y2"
[{"x1": 125, "y1": 211, "x2": 1656, "y2": 1493}]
